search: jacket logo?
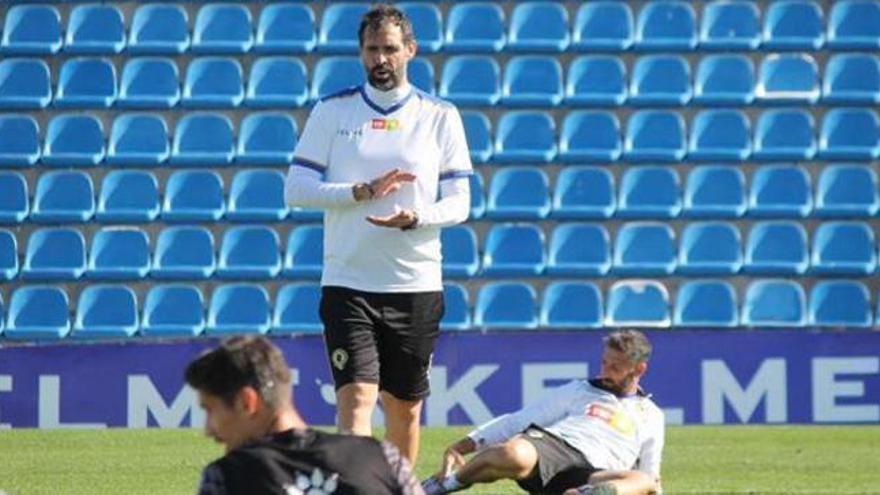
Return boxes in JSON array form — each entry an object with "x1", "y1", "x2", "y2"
[{"x1": 371, "y1": 118, "x2": 401, "y2": 131}]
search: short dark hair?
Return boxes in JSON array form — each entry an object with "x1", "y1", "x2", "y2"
[
  {"x1": 185, "y1": 336, "x2": 292, "y2": 409},
  {"x1": 604, "y1": 330, "x2": 653, "y2": 364},
  {"x1": 358, "y1": 4, "x2": 415, "y2": 46}
]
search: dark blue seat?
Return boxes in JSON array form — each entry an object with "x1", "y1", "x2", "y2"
[
  {"x1": 107, "y1": 113, "x2": 170, "y2": 165},
  {"x1": 635, "y1": 2, "x2": 697, "y2": 50},
  {"x1": 613, "y1": 222, "x2": 676, "y2": 276},
  {"x1": 0, "y1": 230, "x2": 18, "y2": 281},
  {"x1": 820, "y1": 109, "x2": 880, "y2": 160},
  {"x1": 171, "y1": 113, "x2": 235, "y2": 165},
  {"x1": 2, "y1": 5, "x2": 62, "y2": 55},
  {"x1": 5, "y1": 286, "x2": 70, "y2": 340},
  {"x1": 811, "y1": 222, "x2": 876, "y2": 276},
  {"x1": 571, "y1": 2, "x2": 633, "y2": 51},
  {"x1": 507, "y1": 3, "x2": 569, "y2": 52},
  {"x1": 72, "y1": 285, "x2": 138, "y2": 340},
  {"x1": 152, "y1": 226, "x2": 215, "y2": 280},
  {"x1": 559, "y1": 111, "x2": 621, "y2": 162},
  {"x1": 470, "y1": 173, "x2": 486, "y2": 220},
  {"x1": 486, "y1": 167, "x2": 550, "y2": 220},
  {"x1": 753, "y1": 109, "x2": 816, "y2": 160},
  {"x1": 461, "y1": 111, "x2": 492, "y2": 164},
  {"x1": 674, "y1": 280, "x2": 738, "y2": 328},
  {"x1": 441, "y1": 225, "x2": 479, "y2": 278},
  {"x1": 31, "y1": 170, "x2": 95, "y2": 223},
  {"x1": 0, "y1": 172, "x2": 28, "y2": 224},
  {"x1": 606, "y1": 280, "x2": 670, "y2": 328},
  {"x1": 445, "y1": 3, "x2": 506, "y2": 53},
  {"x1": 617, "y1": 167, "x2": 681, "y2": 219},
  {"x1": 206, "y1": 284, "x2": 271, "y2": 335},
  {"x1": 237, "y1": 112, "x2": 297, "y2": 165},
  {"x1": 192, "y1": 4, "x2": 253, "y2": 54},
  {"x1": 22, "y1": 228, "x2": 87, "y2": 281},
  {"x1": 494, "y1": 111, "x2": 556, "y2": 163},
  {"x1": 0, "y1": 59, "x2": 51, "y2": 109},
  {"x1": 227, "y1": 170, "x2": 288, "y2": 222},
  {"x1": 749, "y1": 165, "x2": 812, "y2": 218},
  {"x1": 565, "y1": 56, "x2": 627, "y2": 106},
  {"x1": 0, "y1": 115, "x2": 40, "y2": 166},
  {"x1": 284, "y1": 225, "x2": 323, "y2": 279},
  {"x1": 745, "y1": 222, "x2": 809, "y2": 275},
  {"x1": 247, "y1": 57, "x2": 309, "y2": 107},
  {"x1": 822, "y1": 54, "x2": 880, "y2": 104},
  {"x1": 318, "y1": 3, "x2": 367, "y2": 53},
  {"x1": 547, "y1": 223, "x2": 611, "y2": 276},
  {"x1": 96, "y1": 171, "x2": 160, "y2": 223},
  {"x1": 742, "y1": 280, "x2": 807, "y2": 328},
  {"x1": 182, "y1": 57, "x2": 243, "y2": 108},
  {"x1": 141, "y1": 285, "x2": 205, "y2": 337},
  {"x1": 815, "y1": 165, "x2": 879, "y2": 217},
  {"x1": 255, "y1": 4, "x2": 316, "y2": 53},
  {"x1": 118, "y1": 58, "x2": 180, "y2": 109},
  {"x1": 827, "y1": 1, "x2": 880, "y2": 49},
  {"x1": 629, "y1": 55, "x2": 691, "y2": 106},
  {"x1": 55, "y1": 57, "x2": 117, "y2": 108},
  {"x1": 552, "y1": 167, "x2": 615, "y2": 219},
  {"x1": 310, "y1": 57, "x2": 364, "y2": 101},
  {"x1": 65, "y1": 4, "x2": 125, "y2": 54},
  {"x1": 678, "y1": 222, "x2": 742, "y2": 275},
  {"x1": 683, "y1": 166, "x2": 746, "y2": 218},
  {"x1": 441, "y1": 283, "x2": 471, "y2": 331},
  {"x1": 809, "y1": 281, "x2": 872, "y2": 328},
  {"x1": 624, "y1": 110, "x2": 686, "y2": 162},
  {"x1": 88, "y1": 228, "x2": 150, "y2": 280},
  {"x1": 408, "y1": 58, "x2": 435, "y2": 95},
  {"x1": 162, "y1": 170, "x2": 225, "y2": 222},
  {"x1": 273, "y1": 283, "x2": 323, "y2": 334},
  {"x1": 399, "y1": 3, "x2": 442, "y2": 53},
  {"x1": 439, "y1": 56, "x2": 501, "y2": 106},
  {"x1": 699, "y1": 1, "x2": 760, "y2": 50},
  {"x1": 42, "y1": 114, "x2": 105, "y2": 166},
  {"x1": 757, "y1": 54, "x2": 820, "y2": 104},
  {"x1": 217, "y1": 226, "x2": 282, "y2": 279},
  {"x1": 688, "y1": 110, "x2": 751, "y2": 161},
  {"x1": 540, "y1": 282, "x2": 602, "y2": 329},
  {"x1": 474, "y1": 282, "x2": 538, "y2": 330},
  {"x1": 693, "y1": 55, "x2": 755, "y2": 106},
  {"x1": 502, "y1": 56, "x2": 563, "y2": 107},
  {"x1": 128, "y1": 4, "x2": 189, "y2": 54},
  {"x1": 482, "y1": 224, "x2": 546, "y2": 277},
  {"x1": 762, "y1": 1, "x2": 824, "y2": 50}
]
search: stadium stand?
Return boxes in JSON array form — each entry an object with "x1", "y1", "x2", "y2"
[
  {"x1": 440, "y1": 225, "x2": 480, "y2": 278},
  {"x1": 128, "y1": 4, "x2": 190, "y2": 54},
  {"x1": 206, "y1": 284, "x2": 271, "y2": 335},
  {"x1": 1, "y1": 5, "x2": 62, "y2": 55},
  {"x1": 273, "y1": 283, "x2": 323, "y2": 334},
  {"x1": 31, "y1": 171, "x2": 95, "y2": 223},
  {"x1": 96, "y1": 171, "x2": 160, "y2": 222},
  {"x1": 141, "y1": 284, "x2": 205, "y2": 338},
  {"x1": 441, "y1": 283, "x2": 471, "y2": 331},
  {"x1": 192, "y1": 4, "x2": 253, "y2": 54},
  {"x1": 474, "y1": 282, "x2": 538, "y2": 330},
  {"x1": 0, "y1": 115, "x2": 40, "y2": 166},
  {"x1": 65, "y1": 4, "x2": 125, "y2": 54},
  {"x1": 540, "y1": 281, "x2": 603, "y2": 329},
  {"x1": 674, "y1": 280, "x2": 739, "y2": 328},
  {"x1": 72, "y1": 285, "x2": 139, "y2": 340},
  {"x1": 88, "y1": 228, "x2": 151, "y2": 281},
  {"x1": 255, "y1": 4, "x2": 316, "y2": 54},
  {"x1": 0, "y1": 172, "x2": 29, "y2": 224}
]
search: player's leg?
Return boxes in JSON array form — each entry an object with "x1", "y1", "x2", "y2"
[
  {"x1": 564, "y1": 470, "x2": 658, "y2": 495},
  {"x1": 380, "y1": 391, "x2": 423, "y2": 463},
  {"x1": 337, "y1": 383, "x2": 379, "y2": 436},
  {"x1": 456, "y1": 437, "x2": 540, "y2": 483}
]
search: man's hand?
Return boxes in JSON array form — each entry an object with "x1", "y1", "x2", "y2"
[
  {"x1": 353, "y1": 168, "x2": 416, "y2": 202},
  {"x1": 367, "y1": 207, "x2": 418, "y2": 230},
  {"x1": 433, "y1": 446, "x2": 467, "y2": 480}
]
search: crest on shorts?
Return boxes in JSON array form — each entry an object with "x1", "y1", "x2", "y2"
[{"x1": 331, "y1": 349, "x2": 349, "y2": 370}]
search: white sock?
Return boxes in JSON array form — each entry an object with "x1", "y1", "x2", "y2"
[{"x1": 441, "y1": 473, "x2": 463, "y2": 491}]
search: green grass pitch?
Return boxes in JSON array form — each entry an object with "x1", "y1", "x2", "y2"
[{"x1": 1, "y1": 426, "x2": 878, "y2": 494}]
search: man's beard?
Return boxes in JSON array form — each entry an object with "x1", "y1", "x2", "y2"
[
  {"x1": 597, "y1": 372, "x2": 637, "y2": 396},
  {"x1": 369, "y1": 64, "x2": 399, "y2": 91}
]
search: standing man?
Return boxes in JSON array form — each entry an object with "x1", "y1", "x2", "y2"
[{"x1": 284, "y1": 4, "x2": 472, "y2": 465}]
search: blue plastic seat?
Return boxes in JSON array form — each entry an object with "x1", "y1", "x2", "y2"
[
  {"x1": 400, "y1": 3, "x2": 442, "y2": 53},
  {"x1": 152, "y1": 226, "x2": 215, "y2": 280},
  {"x1": 207, "y1": 284, "x2": 271, "y2": 335},
  {"x1": 635, "y1": 2, "x2": 697, "y2": 50},
  {"x1": 439, "y1": 56, "x2": 501, "y2": 106},
  {"x1": 822, "y1": 54, "x2": 880, "y2": 104},
  {"x1": 547, "y1": 224, "x2": 610, "y2": 277},
  {"x1": 227, "y1": 170, "x2": 287, "y2": 222},
  {"x1": 617, "y1": 167, "x2": 681, "y2": 219},
  {"x1": 255, "y1": 4, "x2": 316, "y2": 53},
  {"x1": 820, "y1": 109, "x2": 880, "y2": 160},
  {"x1": 128, "y1": 4, "x2": 189, "y2": 54},
  {"x1": 0, "y1": 59, "x2": 51, "y2": 109},
  {"x1": 31, "y1": 171, "x2": 95, "y2": 223},
  {"x1": 441, "y1": 226, "x2": 479, "y2": 278},
  {"x1": 613, "y1": 222, "x2": 676, "y2": 276},
  {"x1": 753, "y1": 109, "x2": 816, "y2": 160},
  {"x1": 494, "y1": 111, "x2": 556, "y2": 163},
  {"x1": 470, "y1": 173, "x2": 486, "y2": 220},
  {"x1": 827, "y1": 1, "x2": 880, "y2": 49},
  {"x1": 65, "y1": 5, "x2": 125, "y2": 54},
  {"x1": 192, "y1": 4, "x2": 253, "y2": 54},
  {"x1": 565, "y1": 56, "x2": 627, "y2": 106},
  {"x1": 318, "y1": 3, "x2": 367, "y2": 53},
  {"x1": 0, "y1": 115, "x2": 40, "y2": 166},
  {"x1": 284, "y1": 225, "x2": 323, "y2": 279},
  {"x1": 749, "y1": 165, "x2": 812, "y2": 218},
  {"x1": 683, "y1": 166, "x2": 747, "y2": 218},
  {"x1": 487, "y1": 167, "x2": 550, "y2": 220},
  {"x1": 182, "y1": 57, "x2": 243, "y2": 108},
  {"x1": 559, "y1": 111, "x2": 621, "y2": 163},
  {"x1": 508, "y1": 3, "x2": 569, "y2": 52},
  {"x1": 0, "y1": 230, "x2": 18, "y2": 281},
  {"x1": 606, "y1": 280, "x2": 670, "y2": 328},
  {"x1": 72, "y1": 285, "x2": 138, "y2": 340},
  {"x1": 482, "y1": 224, "x2": 545, "y2": 277},
  {"x1": 756, "y1": 54, "x2": 820, "y2": 104},
  {"x1": 811, "y1": 222, "x2": 876, "y2": 276},
  {"x1": 237, "y1": 112, "x2": 297, "y2": 165},
  {"x1": 624, "y1": 110, "x2": 686, "y2": 162},
  {"x1": 55, "y1": 57, "x2": 116, "y2": 108},
  {"x1": 217, "y1": 226, "x2": 281, "y2": 279},
  {"x1": 502, "y1": 56, "x2": 563, "y2": 107},
  {"x1": 42, "y1": 114, "x2": 105, "y2": 166},
  {"x1": 699, "y1": 1, "x2": 760, "y2": 50},
  {"x1": 22, "y1": 228, "x2": 86, "y2": 281},
  {"x1": 445, "y1": 3, "x2": 506, "y2": 53},
  {"x1": 88, "y1": 228, "x2": 150, "y2": 280},
  {"x1": 107, "y1": 114, "x2": 169, "y2": 166},
  {"x1": 675, "y1": 280, "x2": 738, "y2": 328},
  {"x1": 540, "y1": 282, "x2": 602, "y2": 329},
  {"x1": 678, "y1": 222, "x2": 742, "y2": 275},
  {"x1": 571, "y1": 2, "x2": 633, "y2": 51},
  {"x1": 118, "y1": 58, "x2": 180, "y2": 109},
  {"x1": 745, "y1": 222, "x2": 809, "y2": 275},
  {"x1": 689, "y1": 110, "x2": 751, "y2": 161},
  {"x1": 815, "y1": 165, "x2": 879, "y2": 217},
  {"x1": 552, "y1": 167, "x2": 615, "y2": 219},
  {"x1": 273, "y1": 283, "x2": 322, "y2": 334},
  {"x1": 762, "y1": 1, "x2": 824, "y2": 50},
  {"x1": 742, "y1": 280, "x2": 807, "y2": 327},
  {"x1": 461, "y1": 111, "x2": 492, "y2": 163},
  {"x1": 5, "y1": 286, "x2": 70, "y2": 340},
  {"x1": 96, "y1": 171, "x2": 160, "y2": 223},
  {"x1": 141, "y1": 285, "x2": 205, "y2": 337},
  {"x1": 441, "y1": 283, "x2": 471, "y2": 331},
  {"x1": 170, "y1": 113, "x2": 235, "y2": 165},
  {"x1": 474, "y1": 282, "x2": 538, "y2": 330},
  {"x1": 163, "y1": 170, "x2": 225, "y2": 222},
  {"x1": 310, "y1": 57, "x2": 364, "y2": 101},
  {"x1": 408, "y1": 57, "x2": 435, "y2": 95},
  {"x1": 809, "y1": 281, "x2": 872, "y2": 327},
  {"x1": 246, "y1": 57, "x2": 309, "y2": 107},
  {"x1": 693, "y1": 55, "x2": 755, "y2": 106},
  {"x1": 0, "y1": 173, "x2": 28, "y2": 224},
  {"x1": 2, "y1": 5, "x2": 62, "y2": 55},
  {"x1": 629, "y1": 55, "x2": 691, "y2": 106}
]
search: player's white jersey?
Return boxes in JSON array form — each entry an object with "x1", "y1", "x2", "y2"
[{"x1": 468, "y1": 379, "x2": 665, "y2": 478}]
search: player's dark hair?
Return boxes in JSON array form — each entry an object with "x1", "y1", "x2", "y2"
[
  {"x1": 605, "y1": 330, "x2": 653, "y2": 364},
  {"x1": 359, "y1": 4, "x2": 415, "y2": 46},
  {"x1": 185, "y1": 336, "x2": 292, "y2": 409}
]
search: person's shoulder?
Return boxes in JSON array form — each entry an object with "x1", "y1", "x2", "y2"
[
  {"x1": 414, "y1": 88, "x2": 458, "y2": 113},
  {"x1": 319, "y1": 85, "x2": 362, "y2": 104}
]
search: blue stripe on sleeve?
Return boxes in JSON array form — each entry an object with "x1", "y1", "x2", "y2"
[
  {"x1": 439, "y1": 169, "x2": 474, "y2": 181},
  {"x1": 292, "y1": 156, "x2": 327, "y2": 174}
]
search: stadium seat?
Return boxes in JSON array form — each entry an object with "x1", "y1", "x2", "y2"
[
  {"x1": 820, "y1": 109, "x2": 880, "y2": 160},
  {"x1": 192, "y1": 4, "x2": 253, "y2": 54},
  {"x1": 699, "y1": 1, "x2": 761, "y2": 50},
  {"x1": 540, "y1": 282, "x2": 603, "y2": 329},
  {"x1": 88, "y1": 228, "x2": 150, "y2": 280},
  {"x1": 65, "y1": 4, "x2": 125, "y2": 54},
  {"x1": 605, "y1": 280, "x2": 670, "y2": 328},
  {"x1": 635, "y1": 2, "x2": 697, "y2": 50},
  {"x1": 217, "y1": 226, "x2": 282, "y2": 279},
  {"x1": 745, "y1": 222, "x2": 809, "y2": 275},
  {"x1": 310, "y1": 57, "x2": 364, "y2": 101},
  {"x1": 613, "y1": 223, "x2": 676, "y2": 276},
  {"x1": 273, "y1": 283, "x2": 322, "y2": 334},
  {"x1": 815, "y1": 165, "x2": 879, "y2": 217},
  {"x1": 752, "y1": 109, "x2": 816, "y2": 160},
  {"x1": 318, "y1": 3, "x2": 367, "y2": 53},
  {"x1": 152, "y1": 226, "x2": 215, "y2": 280},
  {"x1": 678, "y1": 222, "x2": 743, "y2": 275},
  {"x1": 486, "y1": 167, "x2": 550, "y2": 220},
  {"x1": 565, "y1": 56, "x2": 627, "y2": 107},
  {"x1": 170, "y1": 113, "x2": 235, "y2": 165},
  {"x1": 551, "y1": 167, "x2": 615, "y2": 219},
  {"x1": 617, "y1": 167, "x2": 681, "y2": 219},
  {"x1": 0, "y1": 59, "x2": 51, "y2": 109},
  {"x1": 182, "y1": 57, "x2": 244, "y2": 108},
  {"x1": 408, "y1": 57, "x2": 435, "y2": 95},
  {"x1": 445, "y1": 3, "x2": 506, "y2": 53},
  {"x1": 55, "y1": 58, "x2": 117, "y2": 108},
  {"x1": 5, "y1": 286, "x2": 70, "y2": 340},
  {"x1": 481, "y1": 224, "x2": 546, "y2": 277},
  {"x1": 571, "y1": 2, "x2": 633, "y2": 51},
  {"x1": 547, "y1": 223, "x2": 611, "y2": 276},
  {"x1": 756, "y1": 54, "x2": 820, "y2": 104},
  {"x1": 399, "y1": 3, "x2": 442, "y2": 53},
  {"x1": 693, "y1": 55, "x2": 755, "y2": 106},
  {"x1": 118, "y1": 58, "x2": 181, "y2": 109},
  {"x1": 441, "y1": 283, "x2": 471, "y2": 331},
  {"x1": 284, "y1": 225, "x2": 323, "y2": 279},
  {"x1": 827, "y1": 0, "x2": 880, "y2": 49},
  {"x1": 441, "y1": 226, "x2": 480, "y2": 278},
  {"x1": 0, "y1": 172, "x2": 28, "y2": 224},
  {"x1": 107, "y1": 114, "x2": 170, "y2": 166},
  {"x1": 675, "y1": 280, "x2": 739, "y2": 328},
  {"x1": 624, "y1": 111, "x2": 686, "y2": 162},
  {"x1": 558, "y1": 111, "x2": 622, "y2": 163},
  {"x1": 141, "y1": 285, "x2": 205, "y2": 337},
  {"x1": 255, "y1": 4, "x2": 316, "y2": 53},
  {"x1": 474, "y1": 282, "x2": 538, "y2": 330},
  {"x1": 227, "y1": 170, "x2": 288, "y2": 222},
  {"x1": 470, "y1": 173, "x2": 486, "y2": 220},
  {"x1": 822, "y1": 54, "x2": 880, "y2": 104},
  {"x1": 811, "y1": 222, "x2": 876, "y2": 276},
  {"x1": 439, "y1": 56, "x2": 501, "y2": 106},
  {"x1": 0, "y1": 230, "x2": 18, "y2": 281},
  {"x1": 683, "y1": 166, "x2": 747, "y2": 218},
  {"x1": 206, "y1": 284, "x2": 271, "y2": 335},
  {"x1": 2, "y1": 5, "x2": 62, "y2": 55},
  {"x1": 502, "y1": 56, "x2": 563, "y2": 107},
  {"x1": 508, "y1": 3, "x2": 569, "y2": 52},
  {"x1": 629, "y1": 55, "x2": 692, "y2": 106},
  {"x1": 0, "y1": 115, "x2": 40, "y2": 166},
  {"x1": 749, "y1": 165, "x2": 812, "y2": 218},
  {"x1": 742, "y1": 280, "x2": 807, "y2": 327},
  {"x1": 72, "y1": 285, "x2": 138, "y2": 340},
  {"x1": 494, "y1": 111, "x2": 556, "y2": 163},
  {"x1": 246, "y1": 57, "x2": 309, "y2": 108},
  {"x1": 21, "y1": 228, "x2": 87, "y2": 281},
  {"x1": 96, "y1": 171, "x2": 160, "y2": 223},
  {"x1": 762, "y1": 1, "x2": 824, "y2": 50},
  {"x1": 128, "y1": 4, "x2": 189, "y2": 54},
  {"x1": 688, "y1": 110, "x2": 751, "y2": 161},
  {"x1": 237, "y1": 113, "x2": 298, "y2": 165},
  {"x1": 461, "y1": 111, "x2": 492, "y2": 163},
  {"x1": 31, "y1": 170, "x2": 95, "y2": 223},
  {"x1": 809, "y1": 281, "x2": 872, "y2": 327},
  {"x1": 41, "y1": 114, "x2": 105, "y2": 166},
  {"x1": 163, "y1": 170, "x2": 225, "y2": 222}
]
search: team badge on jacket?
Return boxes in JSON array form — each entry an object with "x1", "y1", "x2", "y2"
[{"x1": 371, "y1": 118, "x2": 402, "y2": 131}]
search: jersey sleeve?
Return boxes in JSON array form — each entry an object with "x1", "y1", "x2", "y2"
[
  {"x1": 292, "y1": 100, "x2": 335, "y2": 174},
  {"x1": 636, "y1": 405, "x2": 666, "y2": 481},
  {"x1": 438, "y1": 106, "x2": 473, "y2": 182},
  {"x1": 196, "y1": 463, "x2": 228, "y2": 495}
]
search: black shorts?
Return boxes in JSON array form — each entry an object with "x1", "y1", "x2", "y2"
[
  {"x1": 517, "y1": 426, "x2": 601, "y2": 495},
  {"x1": 319, "y1": 286, "x2": 443, "y2": 401}
]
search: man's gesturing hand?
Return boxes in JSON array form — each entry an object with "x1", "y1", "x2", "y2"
[
  {"x1": 354, "y1": 168, "x2": 416, "y2": 202},
  {"x1": 366, "y1": 207, "x2": 418, "y2": 230}
]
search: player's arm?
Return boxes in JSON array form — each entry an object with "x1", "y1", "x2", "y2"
[{"x1": 635, "y1": 407, "x2": 666, "y2": 493}]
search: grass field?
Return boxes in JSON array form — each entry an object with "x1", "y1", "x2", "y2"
[{"x1": 1, "y1": 426, "x2": 878, "y2": 494}]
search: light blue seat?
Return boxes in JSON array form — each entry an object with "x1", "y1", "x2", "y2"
[
  {"x1": 96, "y1": 171, "x2": 159, "y2": 223},
  {"x1": 693, "y1": 55, "x2": 755, "y2": 106},
  {"x1": 237, "y1": 112, "x2": 297, "y2": 165},
  {"x1": 163, "y1": 170, "x2": 225, "y2": 222},
  {"x1": 400, "y1": 3, "x2": 442, "y2": 53},
  {"x1": 474, "y1": 282, "x2": 538, "y2": 330},
  {"x1": 284, "y1": 225, "x2": 323, "y2": 279},
  {"x1": 756, "y1": 54, "x2": 820, "y2": 104},
  {"x1": 815, "y1": 165, "x2": 879, "y2": 217},
  {"x1": 0, "y1": 173, "x2": 28, "y2": 224},
  {"x1": 811, "y1": 222, "x2": 876, "y2": 276},
  {"x1": 31, "y1": 171, "x2": 95, "y2": 223},
  {"x1": 0, "y1": 59, "x2": 51, "y2": 109},
  {"x1": 742, "y1": 280, "x2": 807, "y2": 328},
  {"x1": 318, "y1": 3, "x2": 367, "y2": 53},
  {"x1": 552, "y1": 167, "x2": 615, "y2": 219},
  {"x1": 540, "y1": 282, "x2": 602, "y2": 329},
  {"x1": 310, "y1": 57, "x2": 364, "y2": 101},
  {"x1": 635, "y1": 2, "x2": 697, "y2": 50},
  {"x1": 462, "y1": 111, "x2": 492, "y2": 163},
  {"x1": 441, "y1": 225, "x2": 479, "y2": 278},
  {"x1": 678, "y1": 222, "x2": 742, "y2": 275},
  {"x1": 273, "y1": 283, "x2": 322, "y2": 334},
  {"x1": 22, "y1": 228, "x2": 86, "y2": 281},
  {"x1": 547, "y1": 223, "x2": 611, "y2": 277},
  {"x1": 151, "y1": 226, "x2": 215, "y2": 280},
  {"x1": 217, "y1": 226, "x2": 281, "y2": 279},
  {"x1": 0, "y1": 230, "x2": 18, "y2": 281},
  {"x1": 565, "y1": 56, "x2": 627, "y2": 106},
  {"x1": 207, "y1": 284, "x2": 271, "y2": 335},
  {"x1": 246, "y1": 57, "x2": 309, "y2": 107},
  {"x1": 617, "y1": 167, "x2": 681, "y2": 219},
  {"x1": 170, "y1": 113, "x2": 234, "y2": 165},
  {"x1": 683, "y1": 166, "x2": 747, "y2": 218},
  {"x1": 441, "y1": 283, "x2": 471, "y2": 331},
  {"x1": 827, "y1": 1, "x2": 880, "y2": 49},
  {"x1": 502, "y1": 56, "x2": 563, "y2": 107},
  {"x1": 629, "y1": 55, "x2": 691, "y2": 106},
  {"x1": 0, "y1": 115, "x2": 40, "y2": 166},
  {"x1": 559, "y1": 111, "x2": 621, "y2": 163},
  {"x1": 481, "y1": 224, "x2": 545, "y2": 277},
  {"x1": 72, "y1": 285, "x2": 138, "y2": 340},
  {"x1": 508, "y1": 3, "x2": 569, "y2": 52},
  {"x1": 118, "y1": 58, "x2": 180, "y2": 109},
  {"x1": 674, "y1": 280, "x2": 738, "y2": 328},
  {"x1": 699, "y1": 1, "x2": 760, "y2": 50},
  {"x1": 141, "y1": 285, "x2": 205, "y2": 337},
  {"x1": 445, "y1": 3, "x2": 506, "y2": 53},
  {"x1": 494, "y1": 111, "x2": 556, "y2": 163},
  {"x1": 255, "y1": 4, "x2": 316, "y2": 53},
  {"x1": 487, "y1": 167, "x2": 550, "y2": 220},
  {"x1": 2, "y1": 5, "x2": 62, "y2": 55},
  {"x1": 606, "y1": 280, "x2": 670, "y2": 328},
  {"x1": 745, "y1": 222, "x2": 809, "y2": 275},
  {"x1": 227, "y1": 170, "x2": 288, "y2": 222},
  {"x1": 42, "y1": 114, "x2": 105, "y2": 166},
  {"x1": 820, "y1": 109, "x2": 880, "y2": 160},
  {"x1": 749, "y1": 165, "x2": 812, "y2": 218},
  {"x1": 624, "y1": 110, "x2": 686, "y2": 162},
  {"x1": 128, "y1": 4, "x2": 189, "y2": 54},
  {"x1": 753, "y1": 109, "x2": 816, "y2": 160},
  {"x1": 65, "y1": 4, "x2": 125, "y2": 54},
  {"x1": 613, "y1": 222, "x2": 676, "y2": 276},
  {"x1": 192, "y1": 4, "x2": 253, "y2": 54},
  {"x1": 55, "y1": 57, "x2": 116, "y2": 108},
  {"x1": 408, "y1": 58, "x2": 435, "y2": 95},
  {"x1": 88, "y1": 228, "x2": 150, "y2": 280},
  {"x1": 823, "y1": 54, "x2": 880, "y2": 105},
  {"x1": 470, "y1": 173, "x2": 486, "y2": 220},
  {"x1": 571, "y1": 2, "x2": 633, "y2": 51},
  {"x1": 182, "y1": 57, "x2": 243, "y2": 108},
  {"x1": 762, "y1": 1, "x2": 824, "y2": 50},
  {"x1": 439, "y1": 56, "x2": 501, "y2": 106},
  {"x1": 107, "y1": 114, "x2": 170, "y2": 165},
  {"x1": 809, "y1": 281, "x2": 872, "y2": 328},
  {"x1": 688, "y1": 110, "x2": 751, "y2": 161},
  {"x1": 5, "y1": 286, "x2": 70, "y2": 340}
]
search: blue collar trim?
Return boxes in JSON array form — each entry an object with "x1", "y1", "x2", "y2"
[{"x1": 359, "y1": 86, "x2": 414, "y2": 116}]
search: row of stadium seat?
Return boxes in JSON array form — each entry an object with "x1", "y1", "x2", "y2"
[{"x1": 3, "y1": 2, "x2": 878, "y2": 56}]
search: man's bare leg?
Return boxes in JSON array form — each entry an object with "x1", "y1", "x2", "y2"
[
  {"x1": 336, "y1": 382, "x2": 379, "y2": 436},
  {"x1": 453, "y1": 437, "x2": 539, "y2": 485},
  {"x1": 564, "y1": 470, "x2": 658, "y2": 495},
  {"x1": 381, "y1": 391, "x2": 423, "y2": 464}
]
